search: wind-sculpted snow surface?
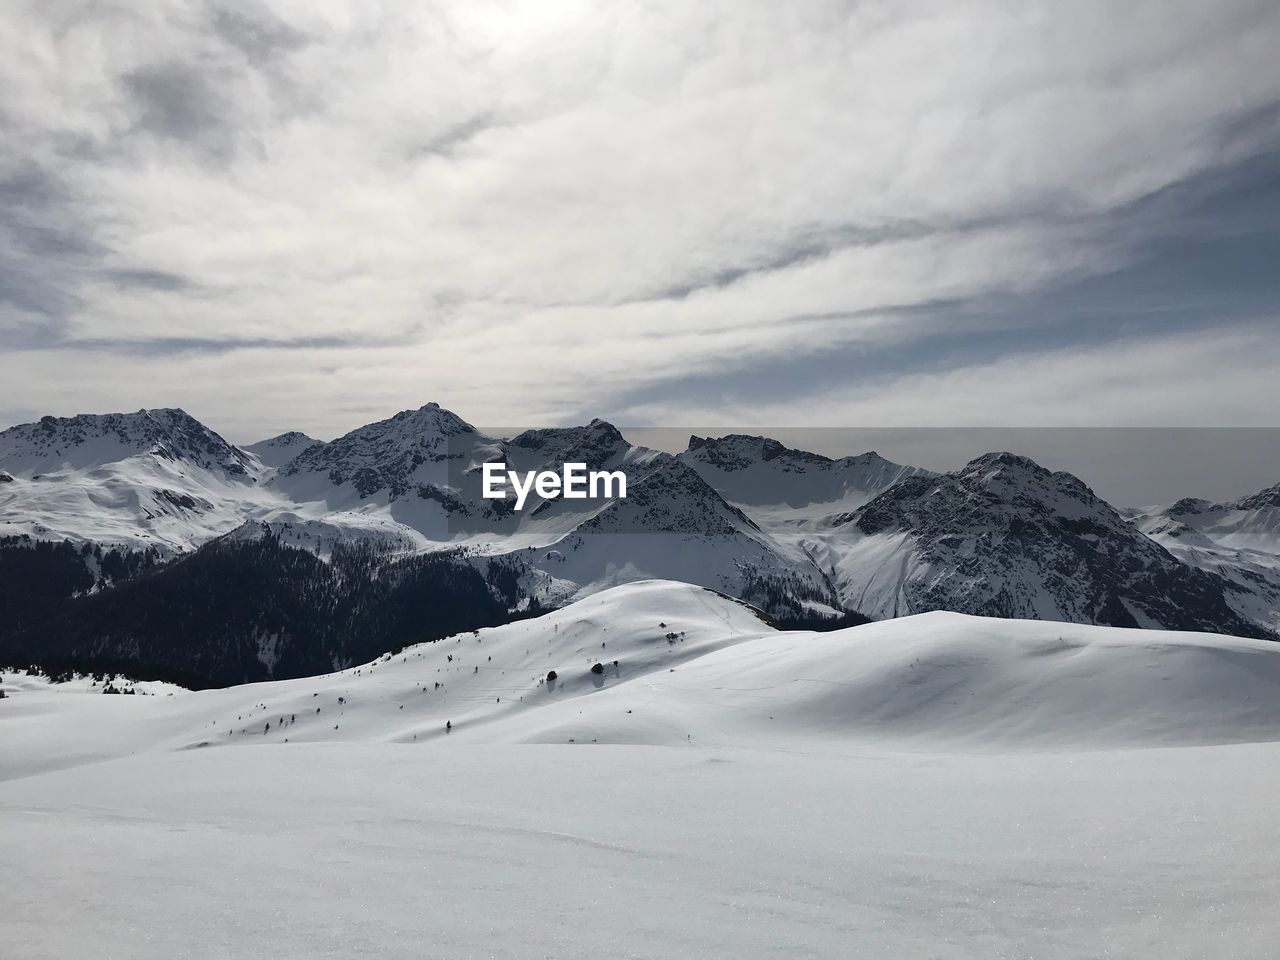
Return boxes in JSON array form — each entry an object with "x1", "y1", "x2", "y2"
[
  {"x1": 7, "y1": 581, "x2": 1280, "y2": 782},
  {"x1": 6, "y1": 581, "x2": 1280, "y2": 959}
]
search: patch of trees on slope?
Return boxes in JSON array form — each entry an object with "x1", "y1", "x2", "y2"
[{"x1": 0, "y1": 533, "x2": 540, "y2": 689}]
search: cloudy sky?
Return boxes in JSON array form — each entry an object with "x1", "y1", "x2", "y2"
[{"x1": 1, "y1": 0, "x2": 1278, "y2": 443}]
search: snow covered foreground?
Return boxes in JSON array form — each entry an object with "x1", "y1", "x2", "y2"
[{"x1": 4, "y1": 580, "x2": 1280, "y2": 958}]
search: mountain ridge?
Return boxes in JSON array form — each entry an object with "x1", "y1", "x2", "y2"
[{"x1": 3, "y1": 403, "x2": 1277, "y2": 670}]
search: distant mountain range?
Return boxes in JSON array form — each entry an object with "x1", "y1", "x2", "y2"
[{"x1": 2, "y1": 403, "x2": 1277, "y2": 685}]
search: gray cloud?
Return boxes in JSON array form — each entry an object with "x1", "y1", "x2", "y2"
[
  {"x1": 408, "y1": 111, "x2": 500, "y2": 161},
  {"x1": 121, "y1": 60, "x2": 240, "y2": 161},
  {"x1": 209, "y1": 4, "x2": 310, "y2": 64},
  {"x1": 66, "y1": 334, "x2": 370, "y2": 356},
  {"x1": 0, "y1": 158, "x2": 95, "y2": 346},
  {"x1": 103, "y1": 268, "x2": 200, "y2": 292},
  {"x1": 592, "y1": 144, "x2": 1280, "y2": 423}
]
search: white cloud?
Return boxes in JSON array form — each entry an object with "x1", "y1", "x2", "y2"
[{"x1": 1, "y1": 0, "x2": 1278, "y2": 435}]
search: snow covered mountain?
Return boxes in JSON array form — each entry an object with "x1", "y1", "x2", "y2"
[
  {"x1": 526, "y1": 449, "x2": 843, "y2": 619},
  {"x1": 680, "y1": 434, "x2": 934, "y2": 527},
  {"x1": 1130, "y1": 481, "x2": 1280, "y2": 633},
  {"x1": 272, "y1": 402, "x2": 479, "y2": 505},
  {"x1": 262, "y1": 409, "x2": 844, "y2": 618},
  {"x1": 0, "y1": 406, "x2": 849, "y2": 676},
  {"x1": 0, "y1": 408, "x2": 256, "y2": 477},
  {"x1": 1133, "y1": 482, "x2": 1280, "y2": 553},
  {"x1": 814, "y1": 451, "x2": 1268, "y2": 637},
  {"x1": 263, "y1": 402, "x2": 503, "y2": 546},
  {"x1": 4, "y1": 404, "x2": 1278, "y2": 665},
  {"x1": 0, "y1": 409, "x2": 269, "y2": 552},
  {"x1": 242, "y1": 431, "x2": 322, "y2": 470}
]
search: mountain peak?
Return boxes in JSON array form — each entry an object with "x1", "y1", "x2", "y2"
[
  {"x1": 243, "y1": 431, "x2": 323, "y2": 470},
  {"x1": 272, "y1": 403, "x2": 480, "y2": 500},
  {"x1": 1, "y1": 408, "x2": 254, "y2": 477},
  {"x1": 1235, "y1": 481, "x2": 1280, "y2": 511},
  {"x1": 507, "y1": 421, "x2": 629, "y2": 469},
  {"x1": 839, "y1": 453, "x2": 1263, "y2": 637},
  {"x1": 393, "y1": 403, "x2": 475, "y2": 436},
  {"x1": 684, "y1": 434, "x2": 833, "y2": 470},
  {"x1": 962, "y1": 451, "x2": 1050, "y2": 474},
  {"x1": 258, "y1": 431, "x2": 316, "y2": 446},
  {"x1": 585, "y1": 418, "x2": 626, "y2": 442}
]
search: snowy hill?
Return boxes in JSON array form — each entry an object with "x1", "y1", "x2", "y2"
[
  {"x1": 7, "y1": 582, "x2": 1280, "y2": 960},
  {"x1": 7, "y1": 581, "x2": 1280, "y2": 960},
  {"x1": 816, "y1": 452, "x2": 1267, "y2": 637},
  {"x1": 7, "y1": 581, "x2": 1280, "y2": 782}
]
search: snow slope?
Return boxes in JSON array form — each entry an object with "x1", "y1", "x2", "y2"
[
  {"x1": 5, "y1": 582, "x2": 1280, "y2": 959},
  {"x1": 2, "y1": 583, "x2": 1280, "y2": 957},
  {"x1": 6, "y1": 580, "x2": 1280, "y2": 783},
  {"x1": 5, "y1": 741, "x2": 1280, "y2": 960}
]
